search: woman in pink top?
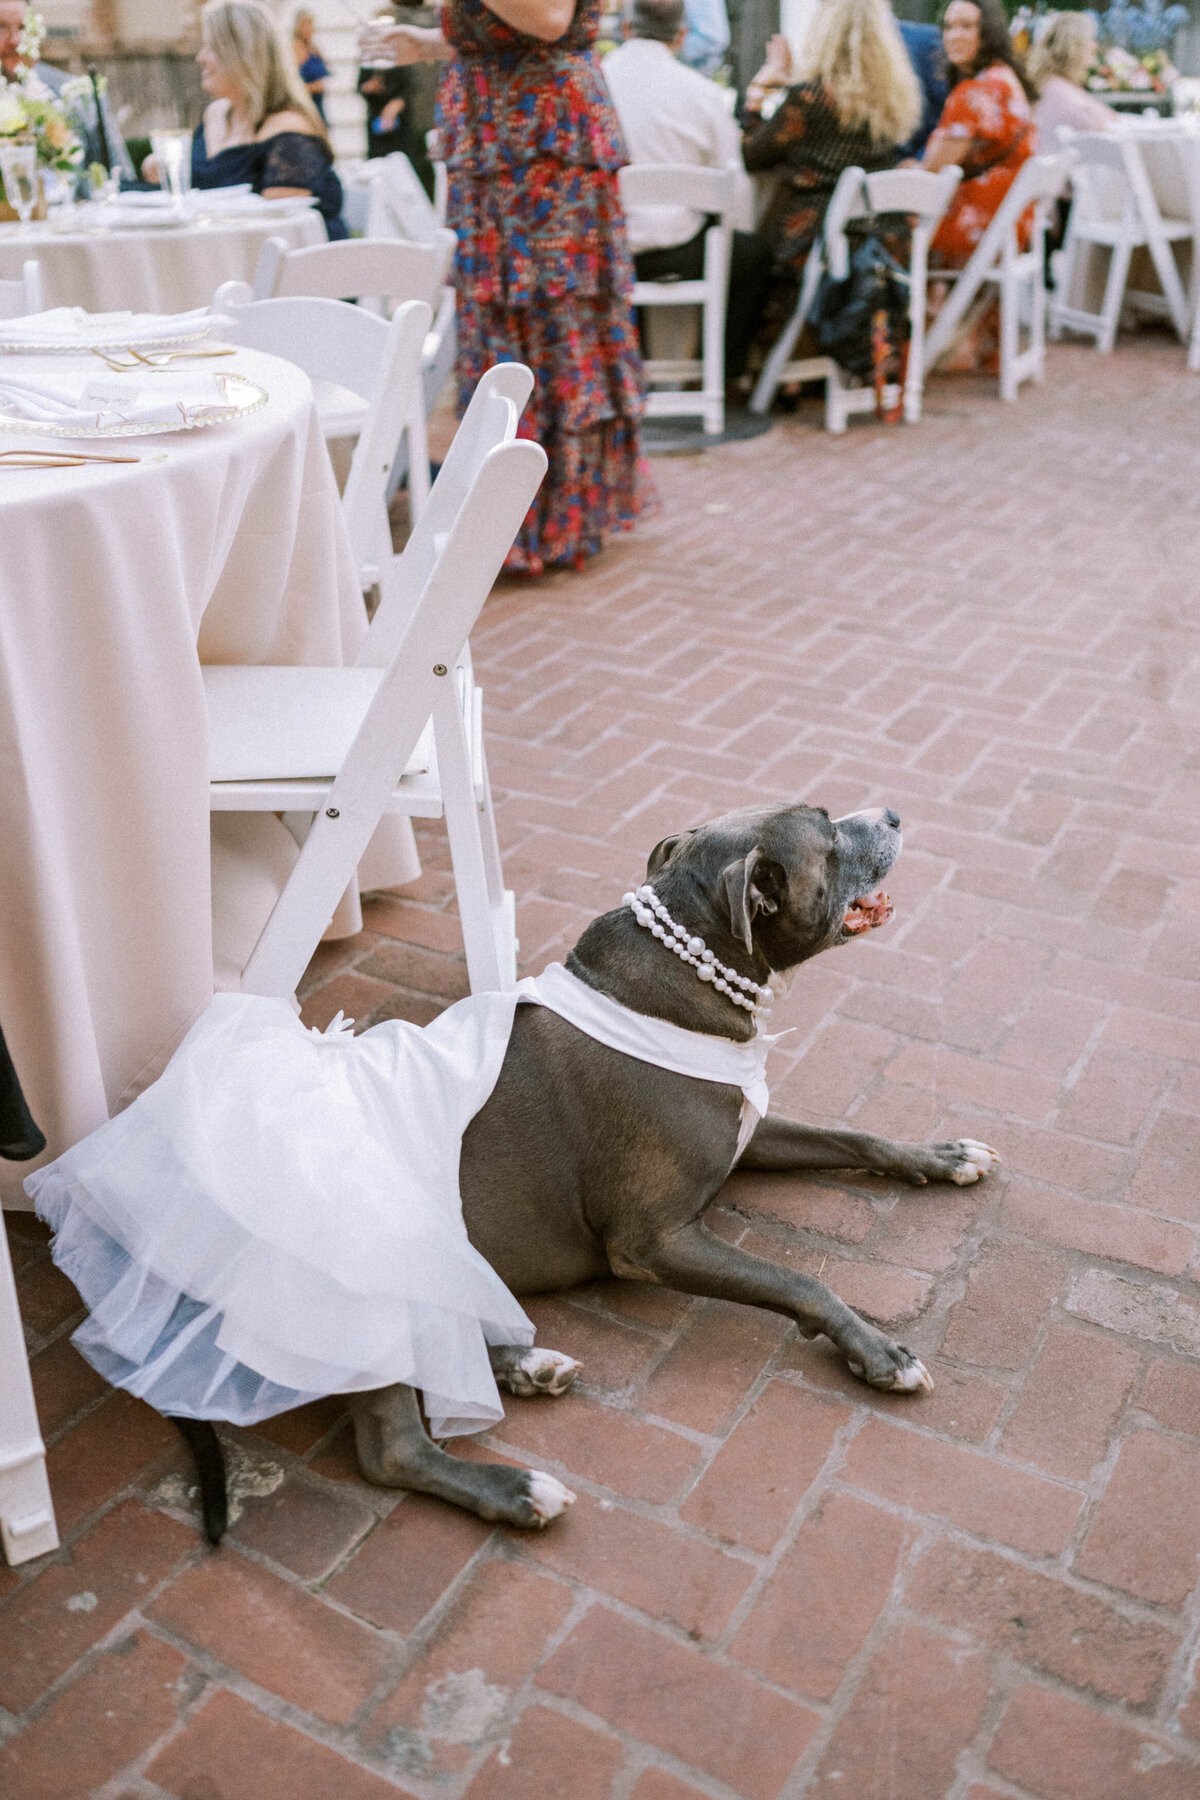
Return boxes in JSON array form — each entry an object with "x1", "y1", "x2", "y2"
[{"x1": 1028, "y1": 11, "x2": 1115, "y2": 150}]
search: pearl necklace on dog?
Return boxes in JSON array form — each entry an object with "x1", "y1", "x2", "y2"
[{"x1": 621, "y1": 885, "x2": 775, "y2": 1018}]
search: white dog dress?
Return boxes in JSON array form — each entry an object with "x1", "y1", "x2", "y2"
[{"x1": 27, "y1": 964, "x2": 773, "y2": 1438}]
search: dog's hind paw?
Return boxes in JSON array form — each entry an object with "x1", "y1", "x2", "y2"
[
  {"x1": 525, "y1": 1471, "x2": 577, "y2": 1525},
  {"x1": 948, "y1": 1140, "x2": 1001, "y2": 1185},
  {"x1": 496, "y1": 1348, "x2": 581, "y2": 1398}
]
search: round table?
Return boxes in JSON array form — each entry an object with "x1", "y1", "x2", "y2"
[
  {"x1": 0, "y1": 344, "x2": 416, "y2": 1207},
  {"x1": 0, "y1": 208, "x2": 324, "y2": 312}
]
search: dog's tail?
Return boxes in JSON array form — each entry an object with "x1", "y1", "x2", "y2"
[{"x1": 169, "y1": 1416, "x2": 228, "y2": 1546}]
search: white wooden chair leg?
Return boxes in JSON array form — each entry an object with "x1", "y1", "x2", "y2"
[
  {"x1": 1098, "y1": 239, "x2": 1132, "y2": 352},
  {"x1": 0, "y1": 1225, "x2": 58, "y2": 1566},
  {"x1": 825, "y1": 360, "x2": 848, "y2": 434},
  {"x1": 749, "y1": 252, "x2": 823, "y2": 415},
  {"x1": 433, "y1": 682, "x2": 513, "y2": 992},
  {"x1": 405, "y1": 400, "x2": 433, "y2": 522},
  {"x1": 1000, "y1": 263, "x2": 1020, "y2": 401},
  {"x1": 905, "y1": 231, "x2": 929, "y2": 424}
]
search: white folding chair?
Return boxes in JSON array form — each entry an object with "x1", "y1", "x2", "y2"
[
  {"x1": 1050, "y1": 129, "x2": 1191, "y2": 352},
  {"x1": 206, "y1": 364, "x2": 547, "y2": 1000},
  {"x1": 212, "y1": 291, "x2": 430, "y2": 608},
  {"x1": 749, "y1": 165, "x2": 959, "y2": 428},
  {"x1": 925, "y1": 153, "x2": 1070, "y2": 402},
  {"x1": 0, "y1": 259, "x2": 44, "y2": 320},
  {"x1": 248, "y1": 231, "x2": 456, "y2": 515},
  {"x1": 621, "y1": 162, "x2": 736, "y2": 436},
  {"x1": 0, "y1": 1222, "x2": 58, "y2": 1566}
]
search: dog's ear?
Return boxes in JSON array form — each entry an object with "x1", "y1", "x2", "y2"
[
  {"x1": 646, "y1": 830, "x2": 695, "y2": 876},
  {"x1": 721, "y1": 846, "x2": 784, "y2": 952}
]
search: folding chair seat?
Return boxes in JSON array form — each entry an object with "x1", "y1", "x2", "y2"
[
  {"x1": 211, "y1": 292, "x2": 430, "y2": 610},
  {"x1": 620, "y1": 162, "x2": 737, "y2": 436},
  {"x1": 1050, "y1": 128, "x2": 1192, "y2": 352},
  {"x1": 0, "y1": 259, "x2": 43, "y2": 319},
  {"x1": 247, "y1": 231, "x2": 456, "y2": 516},
  {"x1": 207, "y1": 363, "x2": 547, "y2": 1001},
  {"x1": 750, "y1": 164, "x2": 960, "y2": 429},
  {"x1": 924, "y1": 152, "x2": 1070, "y2": 402}
]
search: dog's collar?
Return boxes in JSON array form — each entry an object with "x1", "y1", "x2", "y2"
[{"x1": 622, "y1": 885, "x2": 774, "y2": 1019}]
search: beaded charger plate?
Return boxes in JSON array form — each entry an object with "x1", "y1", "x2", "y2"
[
  {"x1": 0, "y1": 320, "x2": 213, "y2": 355},
  {"x1": 0, "y1": 372, "x2": 268, "y2": 438}
]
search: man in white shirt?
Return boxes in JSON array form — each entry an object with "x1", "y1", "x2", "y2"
[{"x1": 603, "y1": 0, "x2": 773, "y2": 383}]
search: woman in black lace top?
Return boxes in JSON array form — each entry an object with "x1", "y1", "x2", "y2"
[
  {"x1": 187, "y1": 0, "x2": 347, "y2": 239},
  {"x1": 741, "y1": 0, "x2": 920, "y2": 277}
]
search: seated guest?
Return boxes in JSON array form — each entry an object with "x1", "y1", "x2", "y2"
[
  {"x1": 1028, "y1": 11, "x2": 1114, "y2": 148},
  {"x1": 603, "y1": 0, "x2": 773, "y2": 384},
  {"x1": 742, "y1": 0, "x2": 922, "y2": 284},
  {"x1": 921, "y1": 0, "x2": 1035, "y2": 264},
  {"x1": 896, "y1": 16, "x2": 949, "y2": 157},
  {"x1": 184, "y1": 0, "x2": 347, "y2": 238}
]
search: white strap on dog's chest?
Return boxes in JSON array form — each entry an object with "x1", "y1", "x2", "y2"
[{"x1": 516, "y1": 962, "x2": 773, "y2": 1160}]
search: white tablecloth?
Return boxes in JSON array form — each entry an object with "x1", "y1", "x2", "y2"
[
  {"x1": 0, "y1": 210, "x2": 324, "y2": 313},
  {"x1": 0, "y1": 344, "x2": 417, "y2": 1207}
]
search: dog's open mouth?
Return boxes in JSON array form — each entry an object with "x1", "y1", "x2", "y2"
[{"x1": 843, "y1": 889, "x2": 893, "y2": 935}]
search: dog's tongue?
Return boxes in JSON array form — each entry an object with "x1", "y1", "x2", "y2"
[{"x1": 844, "y1": 889, "x2": 893, "y2": 935}]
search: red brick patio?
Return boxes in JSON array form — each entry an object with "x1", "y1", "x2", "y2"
[{"x1": 4, "y1": 336, "x2": 1200, "y2": 1800}]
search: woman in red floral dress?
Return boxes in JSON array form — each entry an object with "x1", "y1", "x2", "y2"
[
  {"x1": 922, "y1": 0, "x2": 1035, "y2": 264},
  {"x1": 362, "y1": 0, "x2": 647, "y2": 575}
]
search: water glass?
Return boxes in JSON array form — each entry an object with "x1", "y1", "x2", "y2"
[
  {"x1": 0, "y1": 143, "x2": 38, "y2": 227},
  {"x1": 150, "y1": 129, "x2": 193, "y2": 210}
]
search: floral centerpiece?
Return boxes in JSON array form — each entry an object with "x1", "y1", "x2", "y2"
[
  {"x1": 1011, "y1": 2, "x2": 1188, "y2": 96},
  {"x1": 1088, "y1": 0, "x2": 1188, "y2": 93},
  {"x1": 0, "y1": 11, "x2": 83, "y2": 173}
]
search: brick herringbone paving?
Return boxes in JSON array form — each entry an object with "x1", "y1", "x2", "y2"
[{"x1": 4, "y1": 336, "x2": 1200, "y2": 1800}]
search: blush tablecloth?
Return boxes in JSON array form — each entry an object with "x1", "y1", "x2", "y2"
[
  {"x1": 0, "y1": 209, "x2": 323, "y2": 313},
  {"x1": 0, "y1": 344, "x2": 417, "y2": 1208}
]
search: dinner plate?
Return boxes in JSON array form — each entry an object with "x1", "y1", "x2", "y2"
[{"x1": 0, "y1": 372, "x2": 268, "y2": 438}]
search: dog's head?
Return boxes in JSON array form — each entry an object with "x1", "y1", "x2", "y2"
[{"x1": 646, "y1": 802, "x2": 902, "y2": 973}]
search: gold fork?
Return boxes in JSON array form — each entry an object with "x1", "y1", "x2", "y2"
[{"x1": 90, "y1": 346, "x2": 236, "y2": 372}]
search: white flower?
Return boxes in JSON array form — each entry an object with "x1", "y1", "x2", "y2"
[{"x1": 0, "y1": 90, "x2": 26, "y2": 131}]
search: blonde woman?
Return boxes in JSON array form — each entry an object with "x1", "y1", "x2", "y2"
[
  {"x1": 1028, "y1": 11, "x2": 1113, "y2": 148},
  {"x1": 188, "y1": 0, "x2": 346, "y2": 236},
  {"x1": 742, "y1": 0, "x2": 922, "y2": 277}
]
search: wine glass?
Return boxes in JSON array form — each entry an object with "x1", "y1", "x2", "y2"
[
  {"x1": 0, "y1": 144, "x2": 38, "y2": 228},
  {"x1": 150, "y1": 128, "x2": 193, "y2": 213}
]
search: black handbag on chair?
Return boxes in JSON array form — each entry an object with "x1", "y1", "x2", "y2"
[{"x1": 809, "y1": 228, "x2": 911, "y2": 420}]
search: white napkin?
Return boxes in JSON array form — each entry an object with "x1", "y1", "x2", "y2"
[
  {"x1": 0, "y1": 369, "x2": 240, "y2": 429},
  {"x1": 0, "y1": 306, "x2": 214, "y2": 346}
]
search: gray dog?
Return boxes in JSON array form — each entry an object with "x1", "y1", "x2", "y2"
[{"x1": 342, "y1": 801, "x2": 998, "y2": 1531}]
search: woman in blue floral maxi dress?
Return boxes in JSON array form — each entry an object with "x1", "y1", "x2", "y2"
[{"x1": 370, "y1": 0, "x2": 648, "y2": 574}]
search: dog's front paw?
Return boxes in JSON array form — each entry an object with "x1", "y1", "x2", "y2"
[
  {"x1": 495, "y1": 1347, "x2": 581, "y2": 1398},
  {"x1": 846, "y1": 1338, "x2": 934, "y2": 1395},
  {"x1": 892, "y1": 1138, "x2": 1000, "y2": 1186}
]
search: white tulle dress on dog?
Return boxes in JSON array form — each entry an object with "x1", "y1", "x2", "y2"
[{"x1": 27, "y1": 963, "x2": 772, "y2": 1437}]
